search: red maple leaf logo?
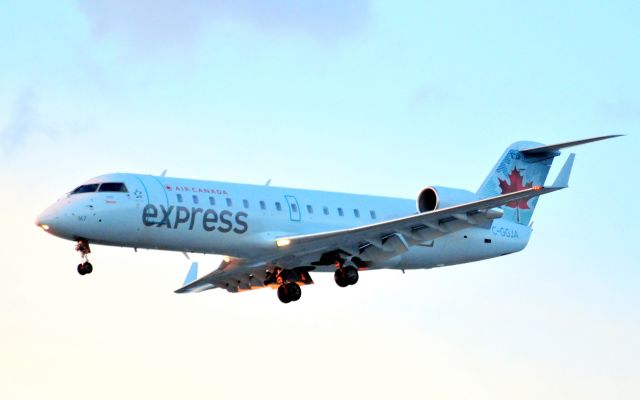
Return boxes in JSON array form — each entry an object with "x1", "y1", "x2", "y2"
[{"x1": 499, "y1": 168, "x2": 533, "y2": 209}]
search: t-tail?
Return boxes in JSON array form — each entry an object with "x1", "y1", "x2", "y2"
[{"x1": 476, "y1": 135, "x2": 621, "y2": 226}]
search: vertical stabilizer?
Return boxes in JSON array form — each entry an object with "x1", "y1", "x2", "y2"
[
  {"x1": 477, "y1": 135, "x2": 620, "y2": 225},
  {"x1": 476, "y1": 141, "x2": 556, "y2": 225}
]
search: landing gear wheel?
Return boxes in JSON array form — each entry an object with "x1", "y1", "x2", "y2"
[
  {"x1": 277, "y1": 283, "x2": 302, "y2": 303},
  {"x1": 77, "y1": 262, "x2": 93, "y2": 275},
  {"x1": 334, "y1": 269, "x2": 349, "y2": 287},
  {"x1": 286, "y1": 283, "x2": 302, "y2": 302},
  {"x1": 75, "y1": 240, "x2": 93, "y2": 276},
  {"x1": 83, "y1": 262, "x2": 93, "y2": 274},
  {"x1": 277, "y1": 285, "x2": 291, "y2": 304},
  {"x1": 344, "y1": 266, "x2": 359, "y2": 285}
]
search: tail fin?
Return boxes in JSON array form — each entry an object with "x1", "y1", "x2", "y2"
[
  {"x1": 477, "y1": 135, "x2": 620, "y2": 225},
  {"x1": 476, "y1": 141, "x2": 555, "y2": 225}
]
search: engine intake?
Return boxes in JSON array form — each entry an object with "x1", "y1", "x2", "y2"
[{"x1": 417, "y1": 186, "x2": 479, "y2": 212}]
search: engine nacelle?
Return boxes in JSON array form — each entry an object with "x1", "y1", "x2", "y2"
[{"x1": 416, "y1": 186, "x2": 479, "y2": 212}]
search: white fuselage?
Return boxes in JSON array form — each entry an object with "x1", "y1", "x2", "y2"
[{"x1": 36, "y1": 173, "x2": 531, "y2": 271}]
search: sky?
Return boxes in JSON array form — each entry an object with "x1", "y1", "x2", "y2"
[{"x1": 1, "y1": 1, "x2": 639, "y2": 399}]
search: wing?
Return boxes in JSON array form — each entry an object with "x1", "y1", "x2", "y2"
[
  {"x1": 274, "y1": 152, "x2": 574, "y2": 257},
  {"x1": 273, "y1": 185, "x2": 562, "y2": 255},
  {"x1": 176, "y1": 257, "x2": 272, "y2": 293},
  {"x1": 175, "y1": 183, "x2": 567, "y2": 294}
]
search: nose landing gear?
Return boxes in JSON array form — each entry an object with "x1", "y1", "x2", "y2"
[
  {"x1": 75, "y1": 239, "x2": 93, "y2": 275},
  {"x1": 77, "y1": 262, "x2": 93, "y2": 275}
]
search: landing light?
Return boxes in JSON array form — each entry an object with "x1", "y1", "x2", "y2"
[
  {"x1": 41, "y1": 224, "x2": 50, "y2": 231},
  {"x1": 276, "y1": 239, "x2": 291, "y2": 247},
  {"x1": 533, "y1": 186, "x2": 542, "y2": 191}
]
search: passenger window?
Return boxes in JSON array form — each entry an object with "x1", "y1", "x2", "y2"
[
  {"x1": 370, "y1": 210, "x2": 377, "y2": 219},
  {"x1": 338, "y1": 207, "x2": 344, "y2": 217},
  {"x1": 354, "y1": 209, "x2": 360, "y2": 218},
  {"x1": 307, "y1": 205, "x2": 313, "y2": 214},
  {"x1": 260, "y1": 201, "x2": 266, "y2": 210},
  {"x1": 323, "y1": 206, "x2": 329, "y2": 215},
  {"x1": 192, "y1": 195, "x2": 199, "y2": 204},
  {"x1": 209, "y1": 196, "x2": 215, "y2": 206},
  {"x1": 226, "y1": 198, "x2": 232, "y2": 207},
  {"x1": 177, "y1": 194, "x2": 183, "y2": 203},
  {"x1": 70, "y1": 184, "x2": 99, "y2": 195},
  {"x1": 291, "y1": 203, "x2": 298, "y2": 213},
  {"x1": 243, "y1": 199, "x2": 249, "y2": 209},
  {"x1": 98, "y1": 182, "x2": 127, "y2": 192},
  {"x1": 275, "y1": 202, "x2": 282, "y2": 211}
]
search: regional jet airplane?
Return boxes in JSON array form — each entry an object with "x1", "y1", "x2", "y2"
[{"x1": 36, "y1": 136, "x2": 619, "y2": 303}]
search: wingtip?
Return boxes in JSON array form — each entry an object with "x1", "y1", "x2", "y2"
[{"x1": 597, "y1": 134, "x2": 625, "y2": 141}]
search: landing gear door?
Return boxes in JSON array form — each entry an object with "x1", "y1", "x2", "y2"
[{"x1": 284, "y1": 195, "x2": 301, "y2": 222}]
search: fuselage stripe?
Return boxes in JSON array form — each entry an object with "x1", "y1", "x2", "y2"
[
  {"x1": 150, "y1": 175, "x2": 169, "y2": 207},
  {"x1": 133, "y1": 175, "x2": 151, "y2": 205}
]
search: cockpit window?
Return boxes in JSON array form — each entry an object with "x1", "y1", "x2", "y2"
[
  {"x1": 98, "y1": 182, "x2": 128, "y2": 193},
  {"x1": 70, "y1": 184, "x2": 99, "y2": 195}
]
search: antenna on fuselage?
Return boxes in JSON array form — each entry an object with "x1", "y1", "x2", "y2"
[
  {"x1": 160, "y1": 169, "x2": 167, "y2": 177},
  {"x1": 265, "y1": 179, "x2": 272, "y2": 186}
]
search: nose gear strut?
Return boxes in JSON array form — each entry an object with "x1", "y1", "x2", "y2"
[{"x1": 75, "y1": 239, "x2": 93, "y2": 275}]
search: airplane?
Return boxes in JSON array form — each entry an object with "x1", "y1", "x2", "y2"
[{"x1": 35, "y1": 135, "x2": 619, "y2": 303}]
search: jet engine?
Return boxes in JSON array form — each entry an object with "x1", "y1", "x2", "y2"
[{"x1": 416, "y1": 186, "x2": 479, "y2": 212}]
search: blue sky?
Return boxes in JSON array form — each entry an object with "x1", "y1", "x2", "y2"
[{"x1": 1, "y1": 1, "x2": 638, "y2": 399}]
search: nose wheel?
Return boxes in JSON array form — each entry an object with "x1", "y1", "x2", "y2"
[
  {"x1": 77, "y1": 262, "x2": 93, "y2": 275},
  {"x1": 75, "y1": 239, "x2": 93, "y2": 275}
]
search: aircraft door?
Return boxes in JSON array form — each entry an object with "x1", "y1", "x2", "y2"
[{"x1": 284, "y1": 195, "x2": 301, "y2": 222}]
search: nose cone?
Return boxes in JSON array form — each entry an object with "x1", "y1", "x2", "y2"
[
  {"x1": 35, "y1": 207, "x2": 59, "y2": 233},
  {"x1": 35, "y1": 201, "x2": 71, "y2": 238}
]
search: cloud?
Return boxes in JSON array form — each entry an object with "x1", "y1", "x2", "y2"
[
  {"x1": 602, "y1": 98, "x2": 640, "y2": 120},
  {"x1": 76, "y1": 0, "x2": 370, "y2": 53},
  {"x1": 410, "y1": 84, "x2": 453, "y2": 110},
  {"x1": 0, "y1": 90, "x2": 37, "y2": 154}
]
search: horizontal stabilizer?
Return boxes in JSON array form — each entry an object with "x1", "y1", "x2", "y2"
[
  {"x1": 183, "y1": 262, "x2": 199, "y2": 286},
  {"x1": 521, "y1": 135, "x2": 622, "y2": 155},
  {"x1": 552, "y1": 154, "x2": 575, "y2": 188}
]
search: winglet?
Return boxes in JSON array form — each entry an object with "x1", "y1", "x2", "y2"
[
  {"x1": 552, "y1": 153, "x2": 575, "y2": 188},
  {"x1": 183, "y1": 262, "x2": 199, "y2": 286}
]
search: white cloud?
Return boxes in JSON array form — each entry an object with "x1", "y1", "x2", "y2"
[
  {"x1": 76, "y1": 0, "x2": 370, "y2": 55},
  {"x1": 0, "y1": 89, "x2": 37, "y2": 153}
]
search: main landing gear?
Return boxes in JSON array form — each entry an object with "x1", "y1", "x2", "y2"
[
  {"x1": 334, "y1": 266, "x2": 359, "y2": 287},
  {"x1": 277, "y1": 282, "x2": 302, "y2": 304},
  {"x1": 75, "y1": 239, "x2": 93, "y2": 275},
  {"x1": 265, "y1": 268, "x2": 312, "y2": 304}
]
